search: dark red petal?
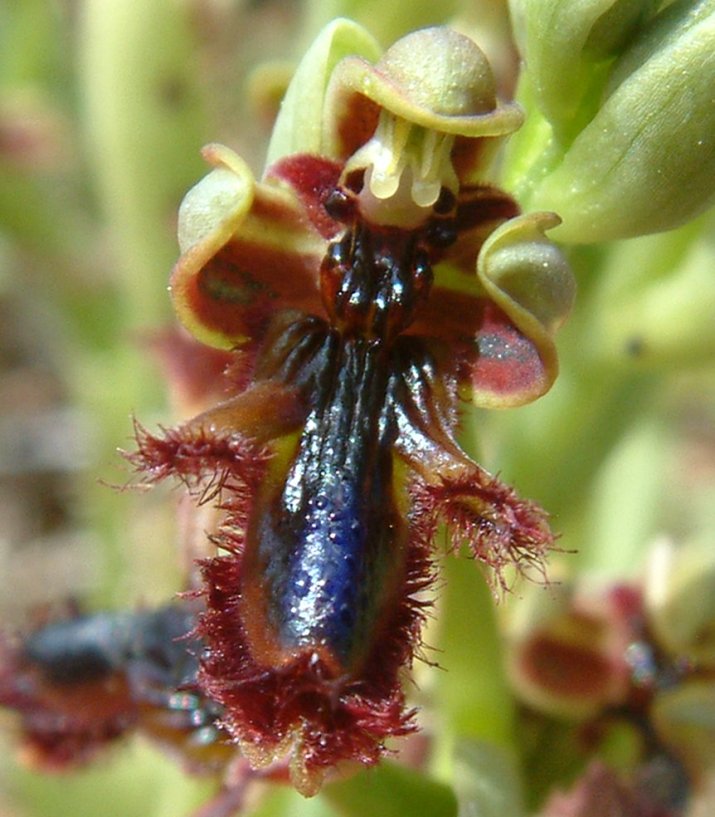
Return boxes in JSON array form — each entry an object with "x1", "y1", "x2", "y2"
[
  {"x1": 266, "y1": 155, "x2": 344, "y2": 240},
  {"x1": 459, "y1": 300, "x2": 551, "y2": 407},
  {"x1": 174, "y1": 243, "x2": 325, "y2": 348},
  {"x1": 413, "y1": 295, "x2": 550, "y2": 408}
]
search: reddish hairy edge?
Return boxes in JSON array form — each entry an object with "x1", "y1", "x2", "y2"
[
  {"x1": 130, "y1": 422, "x2": 436, "y2": 794},
  {"x1": 198, "y1": 482, "x2": 436, "y2": 796},
  {"x1": 129, "y1": 420, "x2": 555, "y2": 794},
  {"x1": 414, "y1": 472, "x2": 556, "y2": 592}
]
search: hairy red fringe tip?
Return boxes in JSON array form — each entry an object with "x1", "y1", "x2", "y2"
[
  {"x1": 196, "y1": 515, "x2": 436, "y2": 796},
  {"x1": 410, "y1": 472, "x2": 555, "y2": 590},
  {"x1": 127, "y1": 421, "x2": 270, "y2": 493}
]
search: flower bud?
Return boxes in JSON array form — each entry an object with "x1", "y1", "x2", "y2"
[
  {"x1": 523, "y1": 1, "x2": 715, "y2": 241},
  {"x1": 509, "y1": 0, "x2": 657, "y2": 134}
]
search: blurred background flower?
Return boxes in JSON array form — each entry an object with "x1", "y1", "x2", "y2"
[{"x1": 0, "y1": 1, "x2": 713, "y2": 816}]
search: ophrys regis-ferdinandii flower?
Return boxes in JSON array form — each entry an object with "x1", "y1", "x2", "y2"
[
  {"x1": 129, "y1": 22, "x2": 575, "y2": 795},
  {"x1": 1, "y1": 21, "x2": 575, "y2": 800}
]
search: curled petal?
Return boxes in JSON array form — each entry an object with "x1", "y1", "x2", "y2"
[
  {"x1": 478, "y1": 212, "x2": 574, "y2": 345},
  {"x1": 465, "y1": 211, "x2": 575, "y2": 407},
  {"x1": 171, "y1": 145, "x2": 328, "y2": 349},
  {"x1": 408, "y1": 208, "x2": 571, "y2": 408},
  {"x1": 176, "y1": 144, "x2": 255, "y2": 258},
  {"x1": 265, "y1": 18, "x2": 381, "y2": 167}
]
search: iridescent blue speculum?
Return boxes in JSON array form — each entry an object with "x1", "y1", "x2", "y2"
[{"x1": 0, "y1": 23, "x2": 576, "y2": 800}]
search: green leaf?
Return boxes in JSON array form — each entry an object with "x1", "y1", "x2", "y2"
[
  {"x1": 452, "y1": 740, "x2": 525, "y2": 817},
  {"x1": 508, "y1": 0, "x2": 657, "y2": 139},
  {"x1": 324, "y1": 761, "x2": 457, "y2": 817}
]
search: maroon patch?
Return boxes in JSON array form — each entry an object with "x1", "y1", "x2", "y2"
[
  {"x1": 468, "y1": 302, "x2": 548, "y2": 400},
  {"x1": 268, "y1": 155, "x2": 344, "y2": 239}
]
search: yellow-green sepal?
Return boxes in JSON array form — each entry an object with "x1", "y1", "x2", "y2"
[{"x1": 265, "y1": 18, "x2": 381, "y2": 169}]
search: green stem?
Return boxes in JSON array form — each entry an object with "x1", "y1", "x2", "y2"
[{"x1": 430, "y1": 557, "x2": 517, "y2": 781}]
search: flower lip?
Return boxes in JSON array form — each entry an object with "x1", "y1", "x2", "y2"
[{"x1": 330, "y1": 27, "x2": 523, "y2": 137}]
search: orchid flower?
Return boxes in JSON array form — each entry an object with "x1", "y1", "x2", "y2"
[{"x1": 3, "y1": 3, "x2": 713, "y2": 815}]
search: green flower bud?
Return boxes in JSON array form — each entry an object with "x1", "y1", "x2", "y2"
[
  {"x1": 508, "y1": 0, "x2": 657, "y2": 135},
  {"x1": 518, "y1": 0, "x2": 715, "y2": 242}
]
